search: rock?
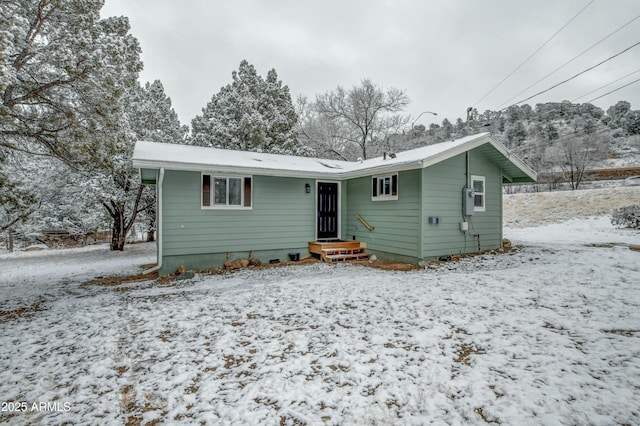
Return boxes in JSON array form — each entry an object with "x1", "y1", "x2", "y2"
[{"x1": 176, "y1": 271, "x2": 195, "y2": 280}]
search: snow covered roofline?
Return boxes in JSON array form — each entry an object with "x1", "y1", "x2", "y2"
[{"x1": 132, "y1": 132, "x2": 537, "y2": 183}]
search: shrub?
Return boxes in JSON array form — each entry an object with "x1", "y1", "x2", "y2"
[{"x1": 611, "y1": 205, "x2": 640, "y2": 229}]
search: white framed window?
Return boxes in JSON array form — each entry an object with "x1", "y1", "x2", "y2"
[
  {"x1": 471, "y1": 175, "x2": 485, "y2": 212},
  {"x1": 372, "y1": 174, "x2": 398, "y2": 201},
  {"x1": 202, "y1": 174, "x2": 252, "y2": 209}
]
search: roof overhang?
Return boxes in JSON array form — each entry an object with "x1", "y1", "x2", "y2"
[
  {"x1": 132, "y1": 159, "x2": 345, "y2": 180},
  {"x1": 132, "y1": 133, "x2": 537, "y2": 183}
]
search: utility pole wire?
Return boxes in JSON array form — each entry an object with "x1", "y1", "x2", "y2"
[
  {"x1": 586, "y1": 77, "x2": 640, "y2": 103},
  {"x1": 509, "y1": 40, "x2": 640, "y2": 107},
  {"x1": 496, "y1": 13, "x2": 640, "y2": 110},
  {"x1": 572, "y1": 68, "x2": 640, "y2": 101},
  {"x1": 472, "y1": 0, "x2": 595, "y2": 108}
]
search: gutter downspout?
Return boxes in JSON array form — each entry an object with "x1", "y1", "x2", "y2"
[{"x1": 144, "y1": 167, "x2": 164, "y2": 274}]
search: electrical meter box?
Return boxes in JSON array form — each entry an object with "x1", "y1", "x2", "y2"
[{"x1": 463, "y1": 188, "x2": 475, "y2": 216}]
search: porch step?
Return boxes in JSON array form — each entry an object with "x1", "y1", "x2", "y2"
[
  {"x1": 309, "y1": 240, "x2": 371, "y2": 263},
  {"x1": 321, "y1": 247, "x2": 366, "y2": 255},
  {"x1": 324, "y1": 253, "x2": 371, "y2": 263}
]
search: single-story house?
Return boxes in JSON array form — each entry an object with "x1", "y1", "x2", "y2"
[{"x1": 132, "y1": 132, "x2": 536, "y2": 275}]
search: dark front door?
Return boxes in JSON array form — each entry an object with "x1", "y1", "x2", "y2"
[{"x1": 317, "y1": 182, "x2": 339, "y2": 240}]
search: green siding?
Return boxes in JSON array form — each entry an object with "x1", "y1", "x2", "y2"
[
  {"x1": 160, "y1": 171, "x2": 316, "y2": 273},
  {"x1": 421, "y1": 149, "x2": 502, "y2": 259},
  {"x1": 345, "y1": 169, "x2": 421, "y2": 258},
  {"x1": 157, "y1": 146, "x2": 506, "y2": 273}
]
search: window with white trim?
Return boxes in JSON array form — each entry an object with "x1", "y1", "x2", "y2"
[
  {"x1": 202, "y1": 174, "x2": 252, "y2": 209},
  {"x1": 372, "y1": 174, "x2": 398, "y2": 200},
  {"x1": 472, "y1": 175, "x2": 485, "y2": 212}
]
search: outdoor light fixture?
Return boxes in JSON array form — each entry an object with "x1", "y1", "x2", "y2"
[
  {"x1": 410, "y1": 110, "x2": 438, "y2": 136},
  {"x1": 305, "y1": 183, "x2": 311, "y2": 193}
]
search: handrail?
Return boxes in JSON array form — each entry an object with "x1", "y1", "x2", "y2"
[{"x1": 356, "y1": 214, "x2": 375, "y2": 231}]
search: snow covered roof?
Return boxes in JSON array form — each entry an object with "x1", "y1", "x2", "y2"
[{"x1": 132, "y1": 132, "x2": 537, "y2": 182}]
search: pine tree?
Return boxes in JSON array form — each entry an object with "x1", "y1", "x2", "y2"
[
  {"x1": 191, "y1": 60, "x2": 301, "y2": 154},
  {"x1": 0, "y1": 0, "x2": 142, "y2": 165},
  {"x1": 1, "y1": 0, "x2": 142, "y2": 243},
  {"x1": 97, "y1": 79, "x2": 187, "y2": 250},
  {"x1": 129, "y1": 80, "x2": 189, "y2": 143}
]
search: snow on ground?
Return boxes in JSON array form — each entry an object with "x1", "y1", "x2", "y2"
[
  {"x1": 0, "y1": 242, "x2": 155, "y2": 312},
  {"x1": 1, "y1": 189, "x2": 639, "y2": 425}
]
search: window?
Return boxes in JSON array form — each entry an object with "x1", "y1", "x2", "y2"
[
  {"x1": 372, "y1": 174, "x2": 398, "y2": 200},
  {"x1": 471, "y1": 175, "x2": 485, "y2": 212},
  {"x1": 202, "y1": 174, "x2": 252, "y2": 209}
]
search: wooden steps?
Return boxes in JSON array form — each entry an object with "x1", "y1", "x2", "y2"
[{"x1": 309, "y1": 241, "x2": 371, "y2": 263}]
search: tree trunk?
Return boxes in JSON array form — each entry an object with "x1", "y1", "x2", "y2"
[
  {"x1": 110, "y1": 202, "x2": 126, "y2": 251},
  {"x1": 8, "y1": 230, "x2": 14, "y2": 252},
  {"x1": 103, "y1": 186, "x2": 145, "y2": 252},
  {"x1": 146, "y1": 229, "x2": 155, "y2": 242}
]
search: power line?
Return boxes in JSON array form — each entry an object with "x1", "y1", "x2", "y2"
[
  {"x1": 507, "y1": 40, "x2": 640, "y2": 107},
  {"x1": 572, "y1": 68, "x2": 640, "y2": 101},
  {"x1": 496, "y1": 13, "x2": 640, "y2": 109},
  {"x1": 586, "y1": 77, "x2": 640, "y2": 103},
  {"x1": 472, "y1": 0, "x2": 595, "y2": 108}
]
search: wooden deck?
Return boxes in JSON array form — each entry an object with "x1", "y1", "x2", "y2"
[{"x1": 308, "y1": 241, "x2": 371, "y2": 263}]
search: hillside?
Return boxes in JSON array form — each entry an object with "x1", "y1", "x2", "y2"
[
  {"x1": 504, "y1": 185, "x2": 640, "y2": 228},
  {"x1": 401, "y1": 100, "x2": 640, "y2": 176}
]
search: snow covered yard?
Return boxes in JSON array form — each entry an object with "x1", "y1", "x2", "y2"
[{"x1": 1, "y1": 189, "x2": 640, "y2": 425}]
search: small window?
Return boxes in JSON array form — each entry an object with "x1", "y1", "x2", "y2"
[
  {"x1": 472, "y1": 175, "x2": 485, "y2": 212},
  {"x1": 202, "y1": 174, "x2": 252, "y2": 209},
  {"x1": 372, "y1": 174, "x2": 398, "y2": 201}
]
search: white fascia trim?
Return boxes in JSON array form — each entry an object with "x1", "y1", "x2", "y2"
[
  {"x1": 132, "y1": 159, "x2": 341, "y2": 180},
  {"x1": 419, "y1": 135, "x2": 490, "y2": 170},
  {"x1": 485, "y1": 135, "x2": 538, "y2": 181},
  {"x1": 340, "y1": 160, "x2": 424, "y2": 179}
]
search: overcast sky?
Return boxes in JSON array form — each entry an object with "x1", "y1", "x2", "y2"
[{"x1": 101, "y1": 0, "x2": 640, "y2": 128}]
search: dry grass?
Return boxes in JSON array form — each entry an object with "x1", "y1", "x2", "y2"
[
  {"x1": 602, "y1": 329, "x2": 640, "y2": 337},
  {"x1": 82, "y1": 272, "x2": 157, "y2": 287},
  {"x1": 504, "y1": 186, "x2": 640, "y2": 228},
  {"x1": 0, "y1": 300, "x2": 45, "y2": 322}
]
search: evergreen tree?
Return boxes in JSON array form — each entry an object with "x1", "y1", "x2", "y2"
[
  {"x1": 606, "y1": 101, "x2": 631, "y2": 128},
  {"x1": 129, "y1": 80, "x2": 189, "y2": 143},
  {"x1": 1, "y1": 0, "x2": 142, "y2": 243},
  {"x1": 191, "y1": 60, "x2": 301, "y2": 154},
  {"x1": 0, "y1": 0, "x2": 142, "y2": 165},
  {"x1": 0, "y1": 154, "x2": 38, "y2": 233},
  {"x1": 441, "y1": 119, "x2": 453, "y2": 139},
  {"x1": 97, "y1": 79, "x2": 187, "y2": 250},
  {"x1": 623, "y1": 110, "x2": 640, "y2": 135},
  {"x1": 505, "y1": 122, "x2": 527, "y2": 147}
]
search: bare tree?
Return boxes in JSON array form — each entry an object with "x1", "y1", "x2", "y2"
[
  {"x1": 315, "y1": 79, "x2": 410, "y2": 160},
  {"x1": 559, "y1": 134, "x2": 608, "y2": 190},
  {"x1": 295, "y1": 95, "x2": 349, "y2": 160}
]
